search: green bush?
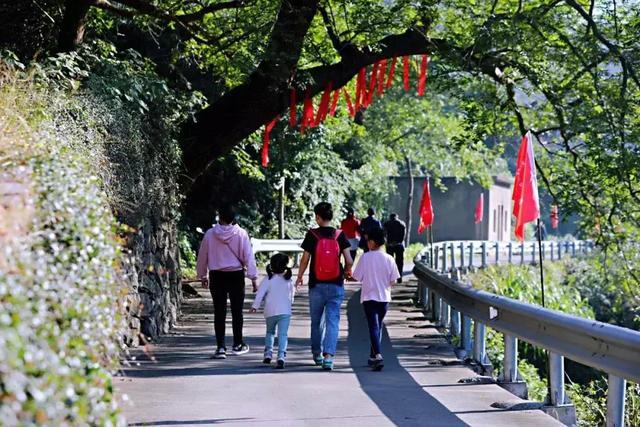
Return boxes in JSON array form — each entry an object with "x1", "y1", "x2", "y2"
[{"x1": 1, "y1": 66, "x2": 125, "y2": 424}]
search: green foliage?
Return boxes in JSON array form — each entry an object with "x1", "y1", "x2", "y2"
[
  {"x1": 405, "y1": 243, "x2": 426, "y2": 263},
  {"x1": 178, "y1": 232, "x2": 197, "y2": 279},
  {"x1": 0, "y1": 66, "x2": 125, "y2": 425}
]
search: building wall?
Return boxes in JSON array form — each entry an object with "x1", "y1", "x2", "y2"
[{"x1": 388, "y1": 176, "x2": 513, "y2": 243}]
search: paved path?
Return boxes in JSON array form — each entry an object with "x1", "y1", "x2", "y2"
[{"x1": 115, "y1": 277, "x2": 562, "y2": 426}]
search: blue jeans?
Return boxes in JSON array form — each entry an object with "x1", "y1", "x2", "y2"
[
  {"x1": 265, "y1": 314, "x2": 291, "y2": 360},
  {"x1": 309, "y1": 283, "x2": 344, "y2": 356},
  {"x1": 363, "y1": 300, "x2": 388, "y2": 356}
]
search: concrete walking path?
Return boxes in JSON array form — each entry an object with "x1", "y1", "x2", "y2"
[{"x1": 115, "y1": 276, "x2": 562, "y2": 426}]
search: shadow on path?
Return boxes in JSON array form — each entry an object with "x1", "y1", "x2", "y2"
[{"x1": 347, "y1": 290, "x2": 468, "y2": 427}]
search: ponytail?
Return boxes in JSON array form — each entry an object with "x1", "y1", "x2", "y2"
[{"x1": 268, "y1": 252, "x2": 291, "y2": 279}]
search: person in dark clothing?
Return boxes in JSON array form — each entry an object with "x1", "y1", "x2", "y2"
[
  {"x1": 534, "y1": 221, "x2": 547, "y2": 241},
  {"x1": 383, "y1": 213, "x2": 406, "y2": 283},
  {"x1": 359, "y1": 208, "x2": 383, "y2": 253}
]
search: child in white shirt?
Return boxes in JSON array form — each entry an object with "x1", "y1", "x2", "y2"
[
  {"x1": 251, "y1": 253, "x2": 295, "y2": 369},
  {"x1": 352, "y1": 228, "x2": 400, "y2": 370}
]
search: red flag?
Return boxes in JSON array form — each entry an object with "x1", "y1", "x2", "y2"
[
  {"x1": 355, "y1": 68, "x2": 366, "y2": 111},
  {"x1": 417, "y1": 54, "x2": 429, "y2": 96},
  {"x1": 402, "y1": 56, "x2": 410, "y2": 92},
  {"x1": 329, "y1": 90, "x2": 340, "y2": 117},
  {"x1": 417, "y1": 179, "x2": 434, "y2": 234},
  {"x1": 474, "y1": 193, "x2": 484, "y2": 224},
  {"x1": 289, "y1": 88, "x2": 297, "y2": 128},
  {"x1": 343, "y1": 89, "x2": 355, "y2": 117},
  {"x1": 550, "y1": 205, "x2": 559, "y2": 229},
  {"x1": 377, "y1": 59, "x2": 387, "y2": 95},
  {"x1": 386, "y1": 57, "x2": 397, "y2": 89},
  {"x1": 512, "y1": 131, "x2": 540, "y2": 241},
  {"x1": 262, "y1": 116, "x2": 279, "y2": 167},
  {"x1": 314, "y1": 81, "x2": 333, "y2": 126}
]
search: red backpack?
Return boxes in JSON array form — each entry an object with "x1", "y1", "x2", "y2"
[{"x1": 311, "y1": 229, "x2": 342, "y2": 281}]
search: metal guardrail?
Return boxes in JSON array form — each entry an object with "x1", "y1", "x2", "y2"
[
  {"x1": 426, "y1": 239, "x2": 595, "y2": 272},
  {"x1": 251, "y1": 238, "x2": 303, "y2": 254},
  {"x1": 413, "y1": 240, "x2": 639, "y2": 427}
]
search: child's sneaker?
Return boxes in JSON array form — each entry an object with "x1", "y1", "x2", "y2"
[
  {"x1": 371, "y1": 354, "x2": 384, "y2": 371},
  {"x1": 322, "y1": 356, "x2": 334, "y2": 371},
  {"x1": 211, "y1": 348, "x2": 227, "y2": 359},
  {"x1": 276, "y1": 359, "x2": 285, "y2": 369},
  {"x1": 232, "y1": 343, "x2": 250, "y2": 355},
  {"x1": 313, "y1": 353, "x2": 324, "y2": 366}
]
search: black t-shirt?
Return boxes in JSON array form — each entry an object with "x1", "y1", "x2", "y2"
[
  {"x1": 301, "y1": 226, "x2": 350, "y2": 287},
  {"x1": 384, "y1": 219, "x2": 406, "y2": 245}
]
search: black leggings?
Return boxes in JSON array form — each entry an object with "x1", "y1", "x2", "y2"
[{"x1": 209, "y1": 270, "x2": 246, "y2": 349}]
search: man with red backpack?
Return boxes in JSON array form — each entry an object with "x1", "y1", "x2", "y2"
[{"x1": 296, "y1": 202, "x2": 353, "y2": 370}]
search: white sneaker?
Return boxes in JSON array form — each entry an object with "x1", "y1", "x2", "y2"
[{"x1": 232, "y1": 343, "x2": 250, "y2": 355}]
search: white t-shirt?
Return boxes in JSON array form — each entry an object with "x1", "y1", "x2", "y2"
[
  {"x1": 252, "y1": 274, "x2": 295, "y2": 318},
  {"x1": 352, "y1": 249, "x2": 400, "y2": 303}
]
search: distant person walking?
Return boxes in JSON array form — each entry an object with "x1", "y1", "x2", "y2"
[
  {"x1": 352, "y1": 228, "x2": 400, "y2": 371},
  {"x1": 197, "y1": 206, "x2": 257, "y2": 359},
  {"x1": 251, "y1": 253, "x2": 295, "y2": 369},
  {"x1": 384, "y1": 213, "x2": 406, "y2": 283},
  {"x1": 359, "y1": 208, "x2": 383, "y2": 253},
  {"x1": 296, "y1": 202, "x2": 353, "y2": 370},
  {"x1": 340, "y1": 207, "x2": 360, "y2": 262},
  {"x1": 534, "y1": 221, "x2": 547, "y2": 241}
]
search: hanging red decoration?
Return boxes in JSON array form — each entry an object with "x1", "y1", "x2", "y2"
[
  {"x1": 377, "y1": 59, "x2": 387, "y2": 95},
  {"x1": 314, "y1": 81, "x2": 333, "y2": 126},
  {"x1": 365, "y1": 62, "x2": 379, "y2": 106},
  {"x1": 262, "y1": 116, "x2": 279, "y2": 167},
  {"x1": 355, "y1": 68, "x2": 366, "y2": 111},
  {"x1": 343, "y1": 89, "x2": 355, "y2": 117},
  {"x1": 329, "y1": 90, "x2": 340, "y2": 117},
  {"x1": 386, "y1": 57, "x2": 397, "y2": 89},
  {"x1": 289, "y1": 88, "x2": 297, "y2": 128},
  {"x1": 300, "y1": 91, "x2": 314, "y2": 134},
  {"x1": 402, "y1": 56, "x2": 410, "y2": 92},
  {"x1": 417, "y1": 54, "x2": 429, "y2": 96}
]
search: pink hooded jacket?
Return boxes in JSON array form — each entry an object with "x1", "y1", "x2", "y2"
[{"x1": 196, "y1": 224, "x2": 258, "y2": 280}]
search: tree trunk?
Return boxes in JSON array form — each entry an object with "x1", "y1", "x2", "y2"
[
  {"x1": 58, "y1": 0, "x2": 92, "y2": 52},
  {"x1": 404, "y1": 155, "x2": 414, "y2": 247}
]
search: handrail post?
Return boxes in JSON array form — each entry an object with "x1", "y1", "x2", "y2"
[
  {"x1": 548, "y1": 352, "x2": 566, "y2": 406},
  {"x1": 460, "y1": 315, "x2": 472, "y2": 357},
  {"x1": 508, "y1": 242, "x2": 513, "y2": 264},
  {"x1": 459, "y1": 242, "x2": 465, "y2": 270},
  {"x1": 469, "y1": 242, "x2": 474, "y2": 269},
  {"x1": 481, "y1": 242, "x2": 487, "y2": 268},
  {"x1": 434, "y1": 246, "x2": 439, "y2": 271},
  {"x1": 520, "y1": 241, "x2": 525, "y2": 265},
  {"x1": 495, "y1": 241, "x2": 500, "y2": 264},
  {"x1": 451, "y1": 309, "x2": 461, "y2": 337},
  {"x1": 558, "y1": 240, "x2": 562, "y2": 259},
  {"x1": 532, "y1": 242, "x2": 537, "y2": 264},
  {"x1": 449, "y1": 243, "x2": 456, "y2": 272},
  {"x1": 550, "y1": 242, "x2": 555, "y2": 260},
  {"x1": 606, "y1": 375, "x2": 626, "y2": 427},
  {"x1": 503, "y1": 334, "x2": 518, "y2": 382},
  {"x1": 572, "y1": 241, "x2": 576, "y2": 256},
  {"x1": 473, "y1": 321, "x2": 487, "y2": 365},
  {"x1": 442, "y1": 245, "x2": 448, "y2": 272},
  {"x1": 440, "y1": 299, "x2": 450, "y2": 329}
]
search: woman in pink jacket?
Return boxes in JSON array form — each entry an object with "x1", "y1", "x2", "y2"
[{"x1": 196, "y1": 206, "x2": 258, "y2": 359}]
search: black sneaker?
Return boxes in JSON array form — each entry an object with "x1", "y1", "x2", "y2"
[
  {"x1": 276, "y1": 359, "x2": 285, "y2": 369},
  {"x1": 211, "y1": 348, "x2": 227, "y2": 359},
  {"x1": 232, "y1": 343, "x2": 250, "y2": 355},
  {"x1": 371, "y1": 354, "x2": 384, "y2": 371}
]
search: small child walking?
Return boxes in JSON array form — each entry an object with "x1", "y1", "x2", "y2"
[
  {"x1": 251, "y1": 253, "x2": 295, "y2": 369},
  {"x1": 352, "y1": 228, "x2": 400, "y2": 371}
]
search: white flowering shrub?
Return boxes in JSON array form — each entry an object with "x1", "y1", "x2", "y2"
[{"x1": 0, "y1": 62, "x2": 126, "y2": 425}]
